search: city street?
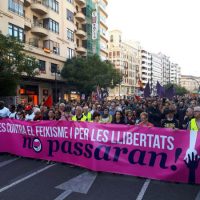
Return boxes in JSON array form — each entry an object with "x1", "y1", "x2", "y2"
[{"x1": 0, "y1": 154, "x2": 199, "y2": 200}]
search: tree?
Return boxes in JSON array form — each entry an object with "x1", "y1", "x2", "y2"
[
  {"x1": 0, "y1": 34, "x2": 39, "y2": 96},
  {"x1": 61, "y1": 55, "x2": 122, "y2": 96},
  {"x1": 164, "y1": 83, "x2": 188, "y2": 96}
]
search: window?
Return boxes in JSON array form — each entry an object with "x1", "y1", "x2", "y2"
[
  {"x1": 110, "y1": 35, "x2": 113, "y2": 42},
  {"x1": 39, "y1": 60, "x2": 46, "y2": 73},
  {"x1": 8, "y1": 23, "x2": 24, "y2": 41},
  {"x1": 51, "y1": 63, "x2": 58, "y2": 73},
  {"x1": 67, "y1": 9, "x2": 74, "y2": 22},
  {"x1": 8, "y1": 0, "x2": 24, "y2": 17},
  {"x1": 67, "y1": 0, "x2": 73, "y2": 4},
  {"x1": 67, "y1": 48, "x2": 74, "y2": 59},
  {"x1": 67, "y1": 29, "x2": 74, "y2": 42},
  {"x1": 43, "y1": 40, "x2": 60, "y2": 55},
  {"x1": 43, "y1": 0, "x2": 59, "y2": 13},
  {"x1": 43, "y1": 18, "x2": 59, "y2": 33}
]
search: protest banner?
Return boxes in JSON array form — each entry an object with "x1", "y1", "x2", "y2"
[{"x1": 0, "y1": 119, "x2": 199, "y2": 184}]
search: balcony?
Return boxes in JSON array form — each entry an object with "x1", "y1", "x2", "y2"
[
  {"x1": 76, "y1": 29, "x2": 87, "y2": 38},
  {"x1": 76, "y1": 46, "x2": 87, "y2": 54},
  {"x1": 31, "y1": 23, "x2": 48, "y2": 37},
  {"x1": 75, "y1": 12, "x2": 86, "y2": 22},
  {"x1": 75, "y1": 0, "x2": 86, "y2": 7},
  {"x1": 24, "y1": 0, "x2": 31, "y2": 7},
  {"x1": 24, "y1": 17, "x2": 32, "y2": 31},
  {"x1": 99, "y1": 4, "x2": 108, "y2": 17},
  {"x1": 100, "y1": 17, "x2": 108, "y2": 29},
  {"x1": 100, "y1": 32, "x2": 108, "y2": 42},
  {"x1": 31, "y1": 0, "x2": 48, "y2": 15}
]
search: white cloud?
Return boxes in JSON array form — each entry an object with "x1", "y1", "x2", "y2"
[{"x1": 107, "y1": 0, "x2": 200, "y2": 76}]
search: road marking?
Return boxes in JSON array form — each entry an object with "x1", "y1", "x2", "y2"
[
  {"x1": 0, "y1": 163, "x2": 56, "y2": 193},
  {"x1": 136, "y1": 179, "x2": 151, "y2": 200},
  {"x1": 55, "y1": 171, "x2": 97, "y2": 200},
  {"x1": 0, "y1": 158, "x2": 19, "y2": 168}
]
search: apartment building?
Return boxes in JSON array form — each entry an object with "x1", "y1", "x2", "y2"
[
  {"x1": 141, "y1": 49, "x2": 152, "y2": 86},
  {"x1": 97, "y1": 0, "x2": 108, "y2": 60},
  {"x1": 0, "y1": 0, "x2": 108, "y2": 104},
  {"x1": 181, "y1": 75, "x2": 200, "y2": 93},
  {"x1": 151, "y1": 53, "x2": 162, "y2": 94},
  {"x1": 108, "y1": 30, "x2": 140, "y2": 98},
  {"x1": 170, "y1": 63, "x2": 181, "y2": 85},
  {"x1": 158, "y1": 53, "x2": 170, "y2": 86}
]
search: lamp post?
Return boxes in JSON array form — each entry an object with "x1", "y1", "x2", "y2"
[{"x1": 51, "y1": 64, "x2": 60, "y2": 104}]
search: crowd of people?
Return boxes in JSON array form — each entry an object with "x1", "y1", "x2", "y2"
[{"x1": 0, "y1": 95, "x2": 200, "y2": 130}]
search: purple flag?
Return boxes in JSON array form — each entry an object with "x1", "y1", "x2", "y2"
[
  {"x1": 165, "y1": 85, "x2": 175, "y2": 99},
  {"x1": 156, "y1": 81, "x2": 165, "y2": 97},
  {"x1": 144, "y1": 82, "x2": 151, "y2": 98}
]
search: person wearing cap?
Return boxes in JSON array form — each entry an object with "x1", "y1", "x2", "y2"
[
  {"x1": 188, "y1": 106, "x2": 200, "y2": 131},
  {"x1": 0, "y1": 101, "x2": 10, "y2": 119},
  {"x1": 161, "y1": 109, "x2": 179, "y2": 129},
  {"x1": 25, "y1": 105, "x2": 35, "y2": 121}
]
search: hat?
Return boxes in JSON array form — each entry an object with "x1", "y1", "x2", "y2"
[
  {"x1": 194, "y1": 106, "x2": 200, "y2": 112},
  {"x1": 25, "y1": 105, "x2": 32, "y2": 111}
]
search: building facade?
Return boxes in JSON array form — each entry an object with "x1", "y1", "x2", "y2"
[
  {"x1": 170, "y1": 63, "x2": 181, "y2": 85},
  {"x1": 180, "y1": 75, "x2": 200, "y2": 93},
  {"x1": 108, "y1": 30, "x2": 140, "y2": 98},
  {"x1": 151, "y1": 53, "x2": 162, "y2": 94},
  {"x1": 158, "y1": 53, "x2": 170, "y2": 86},
  {"x1": 0, "y1": 0, "x2": 108, "y2": 104}
]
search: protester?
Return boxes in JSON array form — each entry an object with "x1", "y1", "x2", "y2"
[
  {"x1": 161, "y1": 109, "x2": 179, "y2": 129},
  {"x1": 25, "y1": 105, "x2": 35, "y2": 121},
  {"x1": 147, "y1": 101, "x2": 161, "y2": 127},
  {"x1": 72, "y1": 106, "x2": 87, "y2": 121},
  {"x1": 92, "y1": 111, "x2": 101, "y2": 123},
  {"x1": 100, "y1": 107, "x2": 112, "y2": 123},
  {"x1": 111, "y1": 110, "x2": 125, "y2": 124},
  {"x1": 1, "y1": 94, "x2": 199, "y2": 131},
  {"x1": 188, "y1": 106, "x2": 200, "y2": 130},
  {"x1": 0, "y1": 101, "x2": 10, "y2": 118},
  {"x1": 125, "y1": 110, "x2": 135, "y2": 125},
  {"x1": 48, "y1": 109, "x2": 55, "y2": 120},
  {"x1": 9, "y1": 105, "x2": 17, "y2": 119},
  {"x1": 182, "y1": 107, "x2": 194, "y2": 129},
  {"x1": 55, "y1": 110, "x2": 61, "y2": 120},
  {"x1": 138, "y1": 112, "x2": 154, "y2": 127},
  {"x1": 83, "y1": 106, "x2": 92, "y2": 122},
  {"x1": 33, "y1": 108, "x2": 42, "y2": 121}
]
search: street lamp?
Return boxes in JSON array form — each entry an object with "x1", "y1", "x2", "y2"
[{"x1": 51, "y1": 64, "x2": 60, "y2": 103}]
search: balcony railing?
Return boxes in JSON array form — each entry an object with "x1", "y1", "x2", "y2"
[{"x1": 31, "y1": 0, "x2": 48, "y2": 15}]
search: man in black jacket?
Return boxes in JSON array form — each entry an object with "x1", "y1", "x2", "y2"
[{"x1": 147, "y1": 101, "x2": 161, "y2": 127}]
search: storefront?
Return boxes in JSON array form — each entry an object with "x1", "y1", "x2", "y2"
[{"x1": 19, "y1": 85, "x2": 39, "y2": 105}]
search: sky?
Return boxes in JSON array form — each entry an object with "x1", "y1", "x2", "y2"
[{"x1": 107, "y1": 0, "x2": 200, "y2": 76}]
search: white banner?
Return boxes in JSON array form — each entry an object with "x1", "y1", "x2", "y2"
[{"x1": 92, "y1": 10, "x2": 98, "y2": 40}]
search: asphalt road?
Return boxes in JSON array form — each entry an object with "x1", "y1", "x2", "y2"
[{"x1": 0, "y1": 154, "x2": 199, "y2": 200}]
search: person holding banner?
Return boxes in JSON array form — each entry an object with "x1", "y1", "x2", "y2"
[
  {"x1": 184, "y1": 106, "x2": 200, "y2": 184},
  {"x1": 0, "y1": 101, "x2": 10, "y2": 119},
  {"x1": 111, "y1": 111, "x2": 125, "y2": 124},
  {"x1": 72, "y1": 106, "x2": 87, "y2": 122},
  {"x1": 92, "y1": 111, "x2": 101, "y2": 123},
  {"x1": 138, "y1": 112, "x2": 154, "y2": 127}
]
